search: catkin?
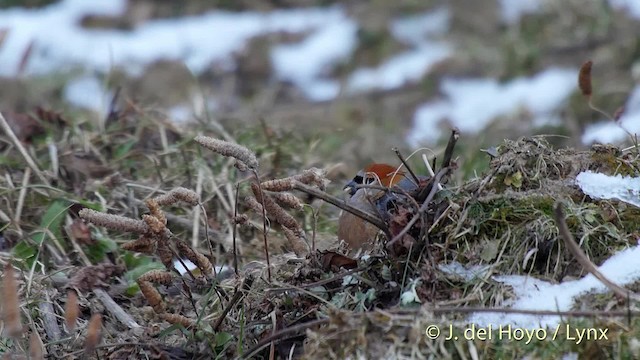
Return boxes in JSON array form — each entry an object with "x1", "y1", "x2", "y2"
[
  {"x1": 79, "y1": 208, "x2": 148, "y2": 234},
  {"x1": 2, "y1": 262, "x2": 22, "y2": 338},
  {"x1": 579, "y1": 60, "x2": 593, "y2": 97},
  {"x1": 194, "y1": 136, "x2": 258, "y2": 170}
]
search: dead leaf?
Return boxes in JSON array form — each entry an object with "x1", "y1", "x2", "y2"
[
  {"x1": 67, "y1": 218, "x2": 94, "y2": 245},
  {"x1": 321, "y1": 251, "x2": 357, "y2": 271}
]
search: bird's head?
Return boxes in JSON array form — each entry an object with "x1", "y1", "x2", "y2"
[{"x1": 344, "y1": 163, "x2": 406, "y2": 196}]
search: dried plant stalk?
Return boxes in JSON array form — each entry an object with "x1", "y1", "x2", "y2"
[
  {"x1": 79, "y1": 209, "x2": 148, "y2": 234},
  {"x1": 137, "y1": 280, "x2": 165, "y2": 313},
  {"x1": 65, "y1": 290, "x2": 80, "y2": 331},
  {"x1": 159, "y1": 313, "x2": 196, "y2": 329},
  {"x1": 29, "y1": 332, "x2": 44, "y2": 360},
  {"x1": 579, "y1": 60, "x2": 593, "y2": 97},
  {"x1": 84, "y1": 314, "x2": 103, "y2": 355},
  {"x1": 154, "y1": 187, "x2": 200, "y2": 206},
  {"x1": 2, "y1": 263, "x2": 22, "y2": 338},
  {"x1": 194, "y1": 136, "x2": 258, "y2": 170}
]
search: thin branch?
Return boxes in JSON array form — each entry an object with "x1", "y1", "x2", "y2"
[{"x1": 553, "y1": 202, "x2": 640, "y2": 301}]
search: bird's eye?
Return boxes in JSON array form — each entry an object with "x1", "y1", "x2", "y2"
[{"x1": 353, "y1": 175, "x2": 364, "y2": 184}]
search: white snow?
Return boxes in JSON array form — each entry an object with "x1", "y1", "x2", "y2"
[
  {"x1": 470, "y1": 244, "x2": 640, "y2": 329},
  {"x1": 582, "y1": 85, "x2": 640, "y2": 144},
  {"x1": 63, "y1": 75, "x2": 111, "y2": 112},
  {"x1": 609, "y1": 0, "x2": 640, "y2": 18},
  {"x1": 499, "y1": 0, "x2": 542, "y2": 24},
  {"x1": 347, "y1": 8, "x2": 451, "y2": 93},
  {"x1": 576, "y1": 171, "x2": 640, "y2": 208},
  {"x1": 271, "y1": 18, "x2": 358, "y2": 101},
  {"x1": 409, "y1": 67, "x2": 578, "y2": 145}
]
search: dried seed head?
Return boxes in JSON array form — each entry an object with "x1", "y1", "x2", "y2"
[
  {"x1": 145, "y1": 199, "x2": 166, "y2": 226},
  {"x1": 579, "y1": 60, "x2": 593, "y2": 97},
  {"x1": 282, "y1": 227, "x2": 309, "y2": 257},
  {"x1": 65, "y1": 290, "x2": 80, "y2": 332},
  {"x1": 270, "y1": 192, "x2": 304, "y2": 210},
  {"x1": 121, "y1": 235, "x2": 156, "y2": 254},
  {"x1": 2, "y1": 262, "x2": 22, "y2": 338},
  {"x1": 251, "y1": 183, "x2": 302, "y2": 233},
  {"x1": 296, "y1": 168, "x2": 329, "y2": 190},
  {"x1": 194, "y1": 136, "x2": 258, "y2": 170},
  {"x1": 159, "y1": 313, "x2": 196, "y2": 329},
  {"x1": 175, "y1": 240, "x2": 212, "y2": 276},
  {"x1": 234, "y1": 214, "x2": 249, "y2": 225},
  {"x1": 154, "y1": 187, "x2": 200, "y2": 206},
  {"x1": 138, "y1": 269, "x2": 173, "y2": 285},
  {"x1": 261, "y1": 178, "x2": 295, "y2": 192},
  {"x1": 142, "y1": 214, "x2": 166, "y2": 234},
  {"x1": 79, "y1": 208, "x2": 148, "y2": 234},
  {"x1": 29, "y1": 332, "x2": 45, "y2": 360},
  {"x1": 244, "y1": 196, "x2": 264, "y2": 214},
  {"x1": 84, "y1": 314, "x2": 103, "y2": 354},
  {"x1": 137, "y1": 279, "x2": 165, "y2": 313}
]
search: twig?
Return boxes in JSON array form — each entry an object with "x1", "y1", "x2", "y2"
[
  {"x1": 387, "y1": 168, "x2": 449, "y2": 248},
  {"x1": 238, "y1": 318, "x2": 329, "y2": 360},
  {"x1": 233, "y1": 183, "x2": 240, "y2": 275},
  {"x1": 292, "y1": 181, "x2": 387, "y2": 236},
  {"x1": 37, "y1": 293, "x2": 61, "y2": 341},
  {"x1": 553, "y1": 203, "x2": 640, "y2": 301},
  {"x1": 93, "y1": 288, "x2": 142, "y2": 330},
  {"x1": 441, "y1": 127, "x2": 459, "y2": 170},
  {"x1": 253, "y1": 171, "x2": 272, "y2": 282},
  {"x1": 392, "y1": 147, "x2": 420, "y2": 185},
  {"x1": 214, "y1": 276, "x2": 254, "y2": 331},
  {"x1": 0, "y1": 111, "x2": 50, "y2": 186}
]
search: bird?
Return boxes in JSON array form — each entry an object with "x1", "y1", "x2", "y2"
[{"x1": 338, "y1": 163, "x2": 423, "y2": 252}]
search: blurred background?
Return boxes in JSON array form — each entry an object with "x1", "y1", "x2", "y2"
[{"x1": 1, "y1": 0, "x2": 640, "y2": 172}]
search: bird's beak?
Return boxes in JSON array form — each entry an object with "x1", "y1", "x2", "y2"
[{"x1": 343, "y1": 179, "x2": 358, "y2": 196}]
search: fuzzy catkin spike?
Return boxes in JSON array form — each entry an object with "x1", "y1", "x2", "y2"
[
  {"x1": 2, "y1": 262, "x2": 22, "y2": 338},
  {"x1": 84, "y1": 314, "x2": 103, "y2": 355},
  {"x1": 154, "y1": 187, "x2": 200, "y2": 206},
  {"x1": 79, "y1": 208, "x2": 148, "y2": 234},
  {"x1": 137, "y1": 280, "x2": 165, "y2": 313},
  {"x1": 175, "y1": 239, "x2": 213, "y2": 275},
  {"x1": 261, "y1": 178, "x2": 295, "y2": 192},
  {"x1": 282, "y1": 227, "x2": 309, "y2": 257},
  {"x1": 194, "y1": 136, "x2": 258, "y2": 170},
  {"x1": 579, "y1": 60, "x2": 593, "y2": 97},
  {"x1": 138, "y1": 269, "x2": 174, "y2": 285},
  {"x1": 143, "y1": 214, "x2": 166, "y2": 234},
  {"x1": 29, "y1": 332, "x2": 44, "y2": 360},
  {"x1": 251, "y1": 183, "x2": 302, "y2": 233},
  {"x1": 159, "y1": 313, "x2": 196, "y2": 328},
  {"x1": 145, "y1": 199, "x2": 167, "y2": 226},
  {"x1": 65, "y1": 290, "x2": 80, "y2": 332},
  {"x1": 121, "y1": 235, "x2": 156, "y2": 254},
  {"x1": 270, "y1": 192, "x2": 304, "y2": 210}
]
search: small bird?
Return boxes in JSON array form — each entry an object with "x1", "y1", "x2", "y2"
[{"x1": 338, "y1": 163, "x2": 421, "y2": 252}]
